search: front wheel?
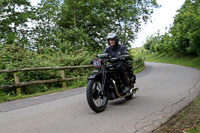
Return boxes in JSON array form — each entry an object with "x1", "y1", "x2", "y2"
[{"x1": 86, "y1": 80, "x2": 108, "y2": 113}]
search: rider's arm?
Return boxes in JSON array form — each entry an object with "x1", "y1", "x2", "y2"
[
  {"x1": 118, "y1": 46, "x2": 130, "y2": 60},
  {"x1": 103, "y1": 47, "x2": 109, "y2": 54}
]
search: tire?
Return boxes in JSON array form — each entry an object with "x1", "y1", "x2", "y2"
[{"x1": 86, "y1": 80, "x2": 108, "y2": 113}]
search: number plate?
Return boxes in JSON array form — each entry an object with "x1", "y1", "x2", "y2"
[{"x1": 93, "y1": 59, "x2": 101, "y2": 68}]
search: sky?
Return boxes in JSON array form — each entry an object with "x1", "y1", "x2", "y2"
[
  {"x1": 132, "y1": 0, "x2": 186, "y2": 48},
  {"x1": 30, "y1": 0, "x2": 40, "y2": 6},
  {"x1": 30, "y1": 0, "x2": 186, "y2": 48}
]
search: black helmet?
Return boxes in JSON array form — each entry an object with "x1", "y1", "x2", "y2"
[{"x1": 106, "y1": 33, "x2": 118, "y2": 45}]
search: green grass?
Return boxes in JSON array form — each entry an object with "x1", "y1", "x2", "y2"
[
  {"x1": 134, "y1": 61, "x2": 145, "y2": 73},
  {"x1": 0, "y1": 77, "x2": 88, "y2": 103},
  {"x1": 187, "y1": 121, "x2": 200, "y2": 133},
  {"x1": 187, "y1": 96, "x2": 200, "y2": 133},
  {"x1": 187, "y1": 128, "x2": 200, "y2": 133},
  {"x1": 130, "y1": 48, "x2": 145, "y2": 73},
  {"x1": 144, "y1": 53, "x2": 200, "y2": 70},
  {"x1": 187, "y1": 116, "x2": 200, "y2": 133}
]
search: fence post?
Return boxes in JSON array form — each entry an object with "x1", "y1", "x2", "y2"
[
  {"x1": 14, "y1": 72, "x2": 21, "y2": 95},
  {"x1": 61, "y1": 70, "x2": 67, "y2": 87}
]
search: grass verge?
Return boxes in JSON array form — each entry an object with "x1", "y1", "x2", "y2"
[
  {"x1": 144, "y1": 53, "x2": 200, "y2": 70},
  {"x1": 0, "y1": 79, "x2": 88, "y2": 103}
]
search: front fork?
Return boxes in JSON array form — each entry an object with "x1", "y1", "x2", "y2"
[{"x1": 100, "y1": 67, "x2": 106, "y2": 95}]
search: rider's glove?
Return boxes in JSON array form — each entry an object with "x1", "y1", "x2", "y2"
[
  {"x1": 118, "y1": 55, "x2": 125, "y2": 61},
  {"x1": 118, "y1": 54, "x2": 130, "y2": 61}
]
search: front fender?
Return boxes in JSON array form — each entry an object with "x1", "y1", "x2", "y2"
[{"x1": 88, "y1": 71, "x2": 102, "y2": 80}]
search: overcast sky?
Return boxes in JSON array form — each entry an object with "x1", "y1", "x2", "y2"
[
  {"x1": 133, "y1": 0, "x2": 185, "y2": 48},
  {"x1": 30, "y1": 0, "x2": 186, "y2": 48},
  {"x1": 30, "y1": 0, "x2": 40, "y2": 6}
]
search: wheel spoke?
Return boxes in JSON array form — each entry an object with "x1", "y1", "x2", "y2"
[
  {"x1": 86, "y1": 80, "x2": 108, "y2": 112},
  {"x1": 91, "y1": 81, "x2": 105, "y2": 107},
  {"x1": 92, "y1": 83, "x2": 98, "y2": 92},
  {"x1": 94, "y1": 98, "x2": 103, "y2": 107},
  {"x1": 96, "y1": 82, "x2": 101, "y2": 91}
]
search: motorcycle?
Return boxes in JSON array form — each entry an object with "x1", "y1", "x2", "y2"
[{"x1": 86, "y1": 53, "x2": 138, "y2": 113}]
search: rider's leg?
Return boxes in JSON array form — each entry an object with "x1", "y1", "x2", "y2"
[{"x1": 116, "y1": 63, "x2": 130, "y2": 93}]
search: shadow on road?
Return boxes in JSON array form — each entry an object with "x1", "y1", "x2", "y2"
[{"x1": 109, "y1": 97, "x2": 137, "y2": 106}]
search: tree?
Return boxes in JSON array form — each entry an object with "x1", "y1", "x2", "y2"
[
  {"x1": 185, "y1": 0, "x2": 200, "y2": 57},
  {"x1": 0, "y1": 0, "x2": 34, "y2": 45},
  {"x1": 58, "y1": 0, "x2": 159, "y2": 49},
  {"x1": 30, "y1": 0, "x2": 62, "y2": 52},
  {"x1": 170, "y1": 0, "x2": 200, "y2": 57},
  {"x1": 144, "y1": 0, "x2": 200, "y2": 58}
]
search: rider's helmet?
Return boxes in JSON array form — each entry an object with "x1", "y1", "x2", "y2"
[{"x1": 106, "y1": 33, "x2": 119, "y2": 45}]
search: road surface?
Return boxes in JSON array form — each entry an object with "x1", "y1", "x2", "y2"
[{"x1": 0, "y1": 62, "x2": 200, "y2": 133}]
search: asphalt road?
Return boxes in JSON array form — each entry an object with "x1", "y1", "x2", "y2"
[{"x1": 0, "y1": 62, "x2": 200, "y2": 133}]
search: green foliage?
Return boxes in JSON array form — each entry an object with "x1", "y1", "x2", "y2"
[
  {"x1": 0, "y1": 0, "x2": 156, "y2": 100},
  {"x1": 0, "y1": 0, "x2": 159, "y2": 49},
  {"x1": 130, "y1": 48, "x2": 145, "y2": 73},
  {"x1": 0, "y1": 45, "x2": 144, "y2": 98},
  {"x1": 0, "y1": 0, "x2": 35, "y2": 45},
  {"x1": 57, "y1": 0, "x2": 159, "y2": 49},
  {"x1": 187, "y1": 128, "x2": 200, "y2": 133},
  {"x1": 30, "y1": 0, "x2": 61, "y2": 51},
  {"x1": 144, "y1": 0, "x2": 200, "y2": 58},
  {"x1": 0, "y1": 44, "x2": 94, "y2": 95},
  {"x1": 144, "y1": 52, "x2": 200, "y2": 70}
]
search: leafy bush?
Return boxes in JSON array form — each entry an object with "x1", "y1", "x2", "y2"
[
  {"x1": 0, "y1": 44, "x2": 143, "y2": 96},
  {"x1": 0, "y1": 44, "x2": 94, "y2": 95}
]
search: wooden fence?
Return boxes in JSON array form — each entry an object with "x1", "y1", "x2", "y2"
[{"x1": 0, "y1": 59, "x2": 142, "y2": 95}]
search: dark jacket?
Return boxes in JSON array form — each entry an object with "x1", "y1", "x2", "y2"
[{"x1": 104, "y1": 44, "x2": 130, "y2": 60}]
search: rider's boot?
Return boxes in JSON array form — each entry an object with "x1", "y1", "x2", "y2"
[{"x1": 122, "y1": 71, "x2": 131, "y2": 94}]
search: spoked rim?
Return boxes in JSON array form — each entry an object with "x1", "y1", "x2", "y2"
[{"x1": 92, "y1": 81, "x2": 107, "y2": 107}]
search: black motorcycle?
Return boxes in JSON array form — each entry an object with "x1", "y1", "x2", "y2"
[{"x1": 86, "y1": 53, "x2": 138, "y2": 113}]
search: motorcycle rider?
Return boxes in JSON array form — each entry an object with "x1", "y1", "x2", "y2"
[{"x1": 104, "y1": 33, "x2": 131, "y2": 94}]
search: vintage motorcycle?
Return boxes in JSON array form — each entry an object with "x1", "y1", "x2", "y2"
[{"x1": 86, "y1": 53, "x2": 138, "y2": 113}]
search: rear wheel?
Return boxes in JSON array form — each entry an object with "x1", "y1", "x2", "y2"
[{"x1": 86, "y1": 80, "x2": 108, "y2": 113}]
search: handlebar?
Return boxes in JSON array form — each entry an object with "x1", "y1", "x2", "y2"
[
  {"x1": 97, "y1": 53, "x2": 109, "y2": 59},
  {"x1": 96, "y1": 53, "x2": 130, "y2": 63}
]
